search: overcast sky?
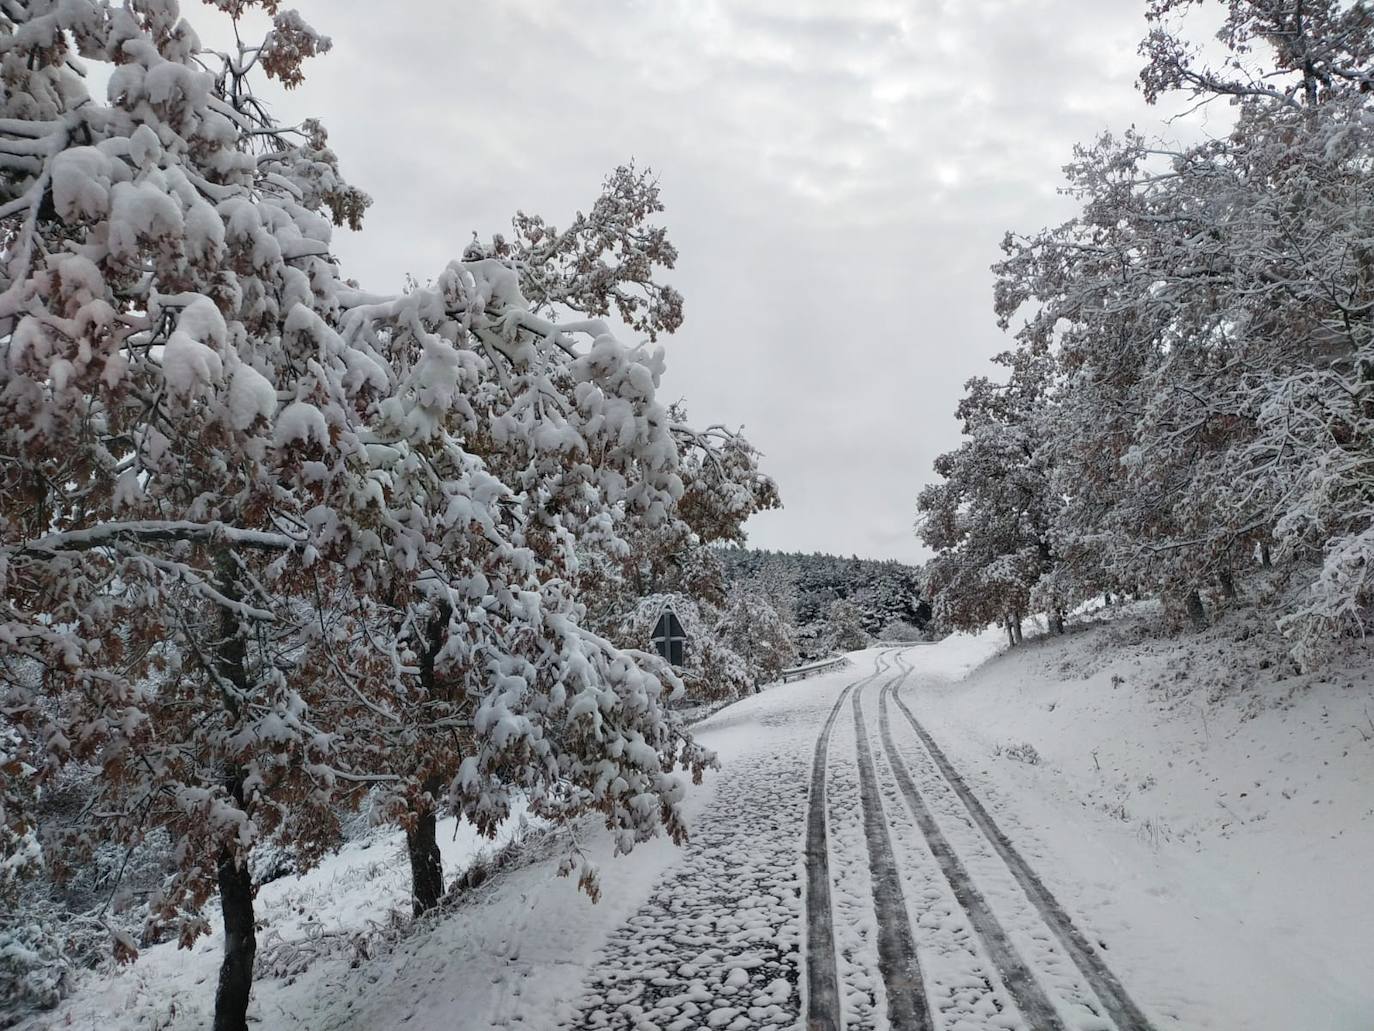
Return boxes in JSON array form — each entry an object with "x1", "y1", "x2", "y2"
[{"x1": 273, "y1": 0, "x2": 1205, "y2": 564}]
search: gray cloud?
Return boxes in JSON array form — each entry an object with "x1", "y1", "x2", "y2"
[{"x1": 274, "y1": 0, "x2": 1190, "y2": 563}]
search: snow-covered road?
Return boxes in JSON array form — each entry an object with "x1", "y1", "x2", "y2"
[
  {"x1": 564, "y1": 647, "x2": 1156, "y2": 1031},
  {"x1": 36, "y1": 628, "x2": 1369, "y2": 1031}
]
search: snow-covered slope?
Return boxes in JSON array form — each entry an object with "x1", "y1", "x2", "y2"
[{"x1": 913, "y1": 605, "x2": 1374, "y2": 1030}]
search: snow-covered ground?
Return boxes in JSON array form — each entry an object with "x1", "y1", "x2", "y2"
[
  {"x1": 914, "y1": 606, "x2": 1374, "y2": 1030},
  {"x1": 14, "y1": 806, "x2": 538, "y2": 1029},
  {"x1": 23, "y1": 610, "x2": 1374, "y2": 1030}
]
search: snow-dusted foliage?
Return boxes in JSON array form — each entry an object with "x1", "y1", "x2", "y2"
[
  {"x1": 925, "y1": 0, "x2": 1374, "y2": 660},
  {"x1": 466, "y1": 177, "x2": 781, "y2": 704},
  {"x1": 0, "y1": 2, "x2": 745, "y2": 1027},
  {"x1": 917, "y1": 349, "x2": 1070, "y2": 642},
  {"x1": 463, "y1": 162, "x2": 684, "y2": 342},
  {"x1": 714, "y1": 583, "x2": 798, "y2": 686},
  {"x1": 615, "y1": 594, "x2": 752, "y2": 701}
]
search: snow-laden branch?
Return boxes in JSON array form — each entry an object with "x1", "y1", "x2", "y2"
[{"x1": 11, "y1": 521, "x2": 303, "y2": 558}]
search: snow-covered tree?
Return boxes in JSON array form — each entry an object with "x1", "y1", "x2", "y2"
[
  {"x1": 0, "y1": 3, "x2": 728, "y2": 1027},
  {"x1": 469, "y1": 175, "x2": 782, "y2": 700},
  {"x1": 976, "y1": 0, "x2": 1374, "y2": 656},
  {"x1": 715, "y1": 583, "x2": 798, "y2": 688},
  {"x1": 917, "y1": 348, "x2": 1071, "y2": 641},
  {"x1": 823, "y1": 598, "x2": 872, "y2": 653},
  {"x1": 0, "y1": 5, "x2": 383, "y2": 1024}
]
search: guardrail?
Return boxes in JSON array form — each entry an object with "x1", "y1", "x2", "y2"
[{"x1": 779, "y1": 656, "x2": 849, "y2": 683}]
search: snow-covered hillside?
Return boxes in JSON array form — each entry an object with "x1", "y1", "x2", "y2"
[{"x1": 913, "y1": 607, "x2": 1374, "y2": 1029}]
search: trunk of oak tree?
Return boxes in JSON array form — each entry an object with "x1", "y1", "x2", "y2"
[
  {"x1": 1012, "y1": 616, "x2": 1023, "y2": 646},
  {"x1": 1260, "y1": 543, "x2": 1273, "y2": 569},
  {"x1": 1005, "y1": 617, "x2": 1016, "y2": 647},
  {"x1": 1185, "y1": 590, "x2": 1208, "y2": 630},
  {"x1": 407, "y1": 806, "x2": 444, "y2": 915},
  {"x1": 1049, "y1": 609, "x2": 1065, "y2": 635},
  {"x1": 212, "y1": 552, "x2": 258, "y2": 1031},
  {"x1": 1219, "y1": 570, "x2": 1238, "y2": 601},
  {"x1": 213, "y1": 847, "x2": 256, "y2": 1031},
  {"x1": 409, "y1": 602, "x2": 453, "y2": 916}
]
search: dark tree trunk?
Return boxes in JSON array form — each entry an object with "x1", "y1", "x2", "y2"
[
  {"x1": 1219, "y1": 570, "x2": 1238, "y2": 601},
  {"x1": 408, "y1": 602, "x2": 453, "y2": 916},
  {"x1": 1005, "y1": 617, "x2": 1016, "y2": 647},
  {"x1": 212, "y1": 553, "x2": 256, "y2": 1031},
  {"x1": 1185, "y1": 590, "x2": 1208, "y2": 630},
  {"x1": 1012, "y1": 616, "x2": 1023, "y2": 646},
  {"x1": 1260, "y1": 543, "x2": 1273, "y2": 570},
  {"x1": 407, "y1": 807, "x2": 444, "y2": 915},
  {"x1": 1103, "y1": 592, "x2": 1113, "y2": 607},
  {"x1": 213, "y1": 848, "x2": 256, "y2": 1031},
  {"x1": 1050, "y1": 610, "x2": 1065, "y2": 635}
]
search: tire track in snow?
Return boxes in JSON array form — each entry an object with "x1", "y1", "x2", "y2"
[
  {"x1": 879, "y1": 654, "x2": 1107, "y2": 1027},
  {"x1": 889, "y1": 680, "x2": 1156, "y2": 1031},
  {"x1": 862, "y1": 650, "x2": 1030, "y2": 1030},
  {"x1": 875, "y1": 672, "x2": 1066, "y2": 1030},
  {"x1": 879, "y1": 670, "x2": 1108, "y2": 1028},
  {"x1": 849, "y1": 665, "x2": 933, "y2": 1030},
  {"x1": 823, "y1": 682, "x2": 889, "y2": 1029},
  {"x1": 805, "y1": 653, "x2": 891, "y2": 1031}
]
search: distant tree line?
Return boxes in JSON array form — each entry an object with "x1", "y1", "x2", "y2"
[{"x1": 716, "y1": 547, "x2": 931, "y2": 658}]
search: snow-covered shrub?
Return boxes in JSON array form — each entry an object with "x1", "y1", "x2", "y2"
[
  {"x1": 0, "y1": 918, "x2": 76, "y2": 1022},
  {"x1": 614, "y1": 594, "x2": 752, "y2": 701},
  {"x1": 997, "y1": 742, "x2": 1042, "y2": 766},
  {"x1": 0, "y1": 893, "x2": 113, "y2": 1025},
  {"x1": 254, "y1": 906, "x2": 408, "y2": 981},
  {"x1": 0, "y1": 762, "x2": 168, "y2": 1025},
  {"x1": 823, "y1": 598, "x2": 872, "y2": 653},
  {"x1": 715, "y1": 584, "x2": 798, "y2": 686}
]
